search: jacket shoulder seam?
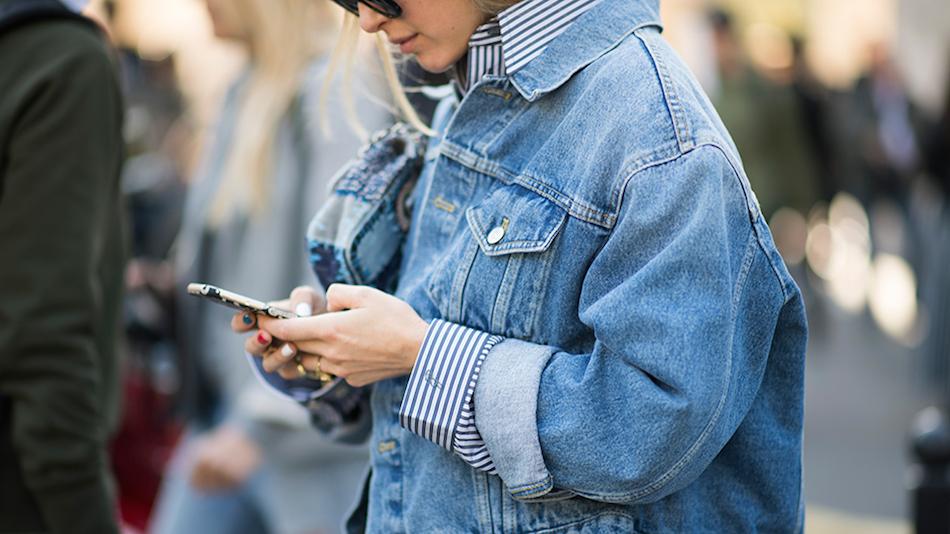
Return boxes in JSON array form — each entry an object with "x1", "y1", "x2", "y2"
[{"x1": 636, "y1": 27, "x2": 692, "y2": 152}]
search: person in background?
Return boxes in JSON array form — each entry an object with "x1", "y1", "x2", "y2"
[
  {"x1": 0, "y1": 0, "x2": 127, "y2": 533},
  {"x1": 111, "y1": 50, "x2": 190, "y2": 530},
  {"x1": 147, "y1": 0, "x2": 390, "y2": 533},
  {"x1": 236, "y1": 0, "x2": 809, "y2": 532},
  {"x1": 848, "y1": 43, "x2": 926, "y2": 212},
  {"x1": 789, "y1": 36, "x2": 841, "y2": 205},
  {"x1": 845, "y1": 43, "x2": 929, "y2": 295},
  {"x1": 708, "y1": 9, "x2": 820, "y2": 221}
]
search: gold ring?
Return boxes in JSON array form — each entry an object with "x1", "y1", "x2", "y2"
[
  {"x1": 296, "y1": 362, "x2": 321, "y2": 380},
  {"x1": 313, "y1": 357, "x2": 334, "y2": 382},
  {"x1": 295, "y1": 358, "x2": 333, "y2": 382}
]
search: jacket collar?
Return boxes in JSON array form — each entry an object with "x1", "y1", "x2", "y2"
[{"x1": 509, "y1": 0, "x2": 662, "y2": 101}]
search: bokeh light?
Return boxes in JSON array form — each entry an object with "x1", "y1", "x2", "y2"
[
  {"x1": 868, "y1": 253, "x2": 919, "y2": 345},
  {"x1": 770, "y1": 207, "x2": 808, "y2": 265},
  {"x1": 806, "y1": 193, "x2": 872, "y2": 314},
  {"x1": 804, "y1": 192, "x2": 924, "y2": 347}
]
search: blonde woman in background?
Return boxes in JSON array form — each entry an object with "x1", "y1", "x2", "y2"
[{"x1": 147, "y1": 0, "x2": 391, "y2": 532}]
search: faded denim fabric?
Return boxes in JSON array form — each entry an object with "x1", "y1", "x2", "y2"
[{"x1": 350, "y1": 0, "x2": 807, "y2": 532}]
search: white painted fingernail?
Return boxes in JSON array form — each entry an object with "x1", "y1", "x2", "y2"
[
  {"x1": 295, "y1": 302, "x2": 312, "y2": 317},
  {"x1": 281, "y1": 344, "x2": 294, "y2": 357}
]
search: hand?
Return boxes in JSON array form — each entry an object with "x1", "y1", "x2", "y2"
[
  {"x1": 230, "y1": 284, "x2": 328, "y2": 359},
  {"x1": 230, "y1": 285, "x2": 329, "y2": 331},
  {"x1": 243, "y1": 284, "x2": 429, "y2": 387},
  {"x1": 189, "y1": 426, "x2": 262, "y2": 492}
]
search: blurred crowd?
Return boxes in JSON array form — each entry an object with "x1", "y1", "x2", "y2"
[{"x1": 705, "y1": 10, "x2": 950, "y2": 403}]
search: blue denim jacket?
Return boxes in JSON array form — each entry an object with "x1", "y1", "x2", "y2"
[{"x1": 350, "y1": 0, "x2": 807, "y2": 532}]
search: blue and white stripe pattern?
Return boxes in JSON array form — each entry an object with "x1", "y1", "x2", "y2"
[
  {"x1": 454, "y1": 385, "x2": 497, "y2": 473},
  {"x1": 400, "y1": 320, "x2": 503, "y2": 472},
  {"x1": 499, "y1": 0, "x2": 603, "y2": 73},
  {"x1": 462, "y1": 0, "x2": 604, "y2": 91},
  {"x1": 465, "y1": 21, "x2": 504, "y2": 90}
]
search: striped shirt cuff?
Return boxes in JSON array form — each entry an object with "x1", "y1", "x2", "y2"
[{"x1": 400, "y1": 320, "x2": 503, "y2": 472}]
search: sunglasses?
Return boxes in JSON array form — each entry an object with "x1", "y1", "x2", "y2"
[{"x1": 330, "y1": 0, "x2": 402, "y2": 18}]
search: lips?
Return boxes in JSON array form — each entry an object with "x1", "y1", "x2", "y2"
[{"x1": 390, "y1": 34, "x2": 418, "y2": 54}]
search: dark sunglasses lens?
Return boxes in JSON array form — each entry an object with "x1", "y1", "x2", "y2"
[
  {"x1": 331, "y1": 0, "x2": 401, "y2": 18},
  {"x1": 330, "y1": 0, "x2": 360, "y2": 15},
  {"x1": 364, "y1": 0, "x2": 401, "y2": 17}
]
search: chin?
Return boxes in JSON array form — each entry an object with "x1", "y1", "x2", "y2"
[
  {"x1": 415, "y1": 60, "x2": 452, "y2": 74},
  {"x1": 414, "y1": 53, "x2": 459, "y2": 74}
]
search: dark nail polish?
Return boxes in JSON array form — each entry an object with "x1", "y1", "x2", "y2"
[{"x1": 243, "y1": 313, "x2": 254, "y2": 325}]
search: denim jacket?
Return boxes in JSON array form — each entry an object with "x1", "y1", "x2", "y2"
[{"x1": 347, "y1": 0, "x2": 807, "y2": 532}]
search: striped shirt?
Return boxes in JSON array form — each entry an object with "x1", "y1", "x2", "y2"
[
  {"x1": 460, "y1": 0, "x2": 604, "y2": 92},
  {"x1": 400, "y1": 320, "x2": 503, "y2": 472},
  {"x1": 400, "y1": 0, "x2": 603, "y2": 474}
]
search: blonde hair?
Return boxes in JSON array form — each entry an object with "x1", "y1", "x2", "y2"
[
  {"x1": 317, "y1": 14, "x2": 376, "y2": 140},
  {"x1": 322, "y1": 14, "x2": 433, "y2": 136},
  {"x1": 207, "y1": 0, "x2": 340, "y2": 227},
  {"x1": 323, "y1": 0, "x2": 525, "y2": 136}
]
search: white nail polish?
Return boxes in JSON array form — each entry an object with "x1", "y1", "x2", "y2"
[
  {"x1": 281, "y1": 344, "x2": 294, "y2": 357},
  {"x1": 295, "y1": 302, "x2": 312, "y2": 317}
]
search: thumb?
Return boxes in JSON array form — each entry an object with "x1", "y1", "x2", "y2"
[{"x1": 325, "y1": 283, "x2": 370, "y2": 313}]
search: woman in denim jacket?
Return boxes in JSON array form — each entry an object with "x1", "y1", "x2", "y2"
[{"x1": 234, "y1": 0, "x2": 808, "y2": 532}]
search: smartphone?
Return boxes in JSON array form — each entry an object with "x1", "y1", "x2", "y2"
[{"x1": 187, "y1": 283, "x2": 297, "y2": 319}]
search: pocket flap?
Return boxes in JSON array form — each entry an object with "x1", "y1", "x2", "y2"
[{"x1": 466, "y1": 185, "x2": 567, "y2": 256}]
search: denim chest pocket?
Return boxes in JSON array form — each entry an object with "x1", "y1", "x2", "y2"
[{"x1": 425, "y1": 183, "x2": 567, "y2": 339}]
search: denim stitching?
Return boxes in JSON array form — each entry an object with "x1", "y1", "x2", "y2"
[
  {"x1": 637, "y1": 28, "x2": 691, "y2": 150},
  {"x1": 490, "y1": 253, "x2": 520, "y2": 334},
  {"x1": 465, "y1": 200, "x2": 567, "y2": 256},
  {"x1": 510, "y1": 474, "x2": 554, "y2": 498},
  {"x1": 520, "y1": 511, "x2": 637, "y2": 534},
  {"x1": 441, "y1": 141, "x2": 613, "y2": 228}
]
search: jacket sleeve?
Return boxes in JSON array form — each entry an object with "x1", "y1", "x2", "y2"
[
  {"x1": 0, "y1": 25, "x2": 124, "y2": 534},
  {"x1": 473, "y1": 145, "x2": 801, "y2": 504}
]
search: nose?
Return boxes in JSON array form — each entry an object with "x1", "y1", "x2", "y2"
[{"x1": 357, "y1": 3, "x2": 388, "y2": 33}]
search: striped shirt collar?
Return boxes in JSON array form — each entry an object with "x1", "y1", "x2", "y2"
[{"x1": 458, "y1": 0, "x2": 604, "y2": 93}]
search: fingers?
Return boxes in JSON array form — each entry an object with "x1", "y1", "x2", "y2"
[
  {"x1": 232, "y1": 286, "x2": 323, "y2": 334},
  {"x1": 189, "y1": 427, "x2": 262, "y2": 492},
  {"x1": 231, "y1": 311, "x2": 257, "y2": 333},
  {"x1": 189, "y1": 457, "x2": 219, "y2": 491},
  {"x1": 290, "y1": 285, "x2": 327, "y2": 316},
  {"x1": 325, "y1": 283, "x2": 373, "y2": 313},
  {"x1": 248, "y1": 329, "x2": 299, "y2": 374},
  {"x1": 277, "y1": 353, "x2": 334, "y2": 382},
  {"x1": 244, "y1": 328, "x2": 271, "y2": 356},
  {"x1": 244, "y1": 328, "x2": 290, "y2": 366},
  {"x1": 272, "y1": 343, "x2": 303, "y2": 378}
]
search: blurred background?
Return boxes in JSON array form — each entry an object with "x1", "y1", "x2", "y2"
[{"x1": 77, "y1": 0, "x2": 950, "y2": 532}]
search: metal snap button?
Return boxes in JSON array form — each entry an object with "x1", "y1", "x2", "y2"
[{"x1": 487, "y1": 226, "x2": 506, "y2": 245}]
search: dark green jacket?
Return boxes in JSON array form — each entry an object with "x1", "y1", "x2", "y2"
[{"x1": 0, "y1": 5, "x2": 126, "y2": 533}]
